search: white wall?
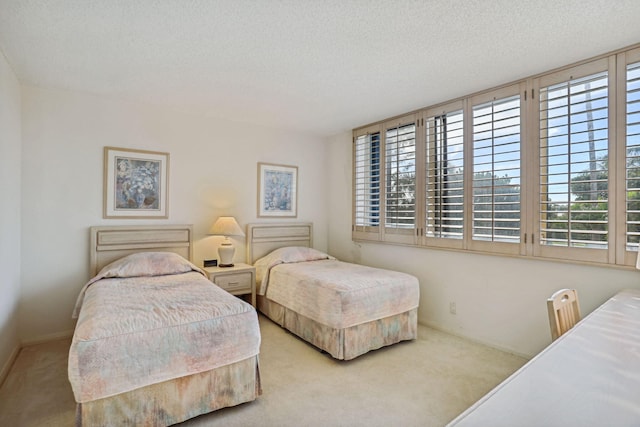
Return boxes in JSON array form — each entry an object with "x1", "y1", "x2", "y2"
[
  {"x1": 0, "y1": 50, "x2": 22, "y2": 378},
  {"x1": 19, "y1": 86, "x2": 328, "y2": 343},
  {"x1": 327, "y1": 131, "x2": 640, "y2": 358}
]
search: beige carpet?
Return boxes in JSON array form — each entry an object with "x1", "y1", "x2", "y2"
[{"x1": 0, "y1": 315, "x2": 527, "y2": 427}]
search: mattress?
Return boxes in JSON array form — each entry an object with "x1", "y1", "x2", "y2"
[{"x1": 69, "y1": 253, "x2": 261, "y2": 403}]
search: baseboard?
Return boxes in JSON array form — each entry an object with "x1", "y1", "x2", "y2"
[
  {"x1": 420, "y1": 320, "x2": 533, "y2": 360},
  {"x1": 20, "y1": 329, "x2": 74, "y2": 347},
  {"x1": 0, "y1": 344, "x2": 20, "y2": 388}
]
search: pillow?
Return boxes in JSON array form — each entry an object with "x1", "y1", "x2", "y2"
[
  {"x1": 254, "y1": 246, "x2": 335, "y2": 295},
  {"x1": 255, "y1": 246, "x2": 334, "y2": 267},
  {"x1": 96, "y1": 251, "x2": 200, "y2": 278},
  {"x1": 73, "y1": 252, "x2": 204, "y2": 318}
]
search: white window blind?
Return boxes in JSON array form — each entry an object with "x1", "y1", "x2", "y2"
[
  {"x1": 385, "y1": 123, "x2": 416, "y2": 229},
  {"x1": 354, "y1": 132, "x2": 381, "y2": 228},
  {"x1": 425, "y1": 109, "x2": 464, "y2": 239},
  {"x1": 472, "y1": 95, "x2": 521, "y2": 243},
  {"x1": 626, "y1": 61, "x2": 640, "y2": 250},
  {"x1": 539, "y1": 71, "x2": 609, "y2": 249}
]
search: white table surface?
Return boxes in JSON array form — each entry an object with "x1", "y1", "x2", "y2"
[{"x1": 448, "y1": 288, "x2": 640, "y2": 427}]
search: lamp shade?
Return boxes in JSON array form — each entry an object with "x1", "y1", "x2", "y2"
[{"x1": 209, "y1": 216, "x2": 245, "y2": 237}]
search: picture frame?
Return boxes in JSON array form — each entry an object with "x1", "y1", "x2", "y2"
[
  {"x1": 258, "y1": 162, "x2": 298, "y2": 217},
  {"x1": 103, "y1": 146, "x2": 169, "y2": 219}
]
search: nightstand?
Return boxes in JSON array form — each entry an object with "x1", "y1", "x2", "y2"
[{"x1": 204, "y1": 263, "x2": 256, "y2": 307}]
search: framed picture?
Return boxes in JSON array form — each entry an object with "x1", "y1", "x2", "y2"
[
  {"x1": 103, "y1": 146, "x2": 169, "y2": 218},
  {"x1": 258, "y1": 162, "x2": 298, "y2": 217}
]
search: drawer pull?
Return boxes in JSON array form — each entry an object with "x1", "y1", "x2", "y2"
[{"x1": 228, "y1": 281, "x2": 239, "y2": 285}]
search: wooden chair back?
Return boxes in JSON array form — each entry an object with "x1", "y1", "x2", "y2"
[{"x1": 547, "y1": 288, "x2": 581, "y2": 341}]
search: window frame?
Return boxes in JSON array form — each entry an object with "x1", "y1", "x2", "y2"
[
  {"x1": 532, "y1": 57, "x2": 613, "y2": 265},
  {"x1": 382, "y1": 114, "x2": 419, "y2": 245},
  {"x1": 352, "y1": 123, "x2": 383, "y2": 242},
  {"x1": 420, "y1": 100, "x2": 466, "y2": 250},
  {"x1": 616, "y1": 47, "x2": 640, "y2": 266},
  {"x1": 467, "y1": 83, "x2": 526, "y2": 256}
]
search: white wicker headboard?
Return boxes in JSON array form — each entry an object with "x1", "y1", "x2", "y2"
[
  {"x1": 246, "y1": 222, "x2": 313, "y2": 264},
  {"x1": 89, "y1": 225, "x2": 194, "y2": 276}
]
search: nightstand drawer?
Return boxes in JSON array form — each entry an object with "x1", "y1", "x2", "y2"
[
  {"x1": 214, "y1": 272, "x2": 252, "y2": 294},
  {"x1": 204, "y1": 263, "x2": 256, "y2": 307}
]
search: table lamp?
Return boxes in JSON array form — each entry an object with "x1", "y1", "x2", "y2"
[{"x1": 209, "y1": 216, "x2": 245, "y2": 267}]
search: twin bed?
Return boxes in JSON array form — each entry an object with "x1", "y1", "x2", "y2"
[
  {"x1": 247, "y1": 222, "x2": 419, "y2": 361},
  {"x1": 68, "y1": 225, "x2": 261, "y2": 426},
  {"x1": 68, "y1": 223, "x2": 419, "y2": 425}
]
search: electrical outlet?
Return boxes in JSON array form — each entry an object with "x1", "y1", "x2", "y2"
[{"x1": 449, "y1": 302, "x2": 457, "y2": 315}]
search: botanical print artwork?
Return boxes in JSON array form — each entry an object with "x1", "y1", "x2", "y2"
[
  {"x1": 263, "y1": 169, "x2": 293, "y2": 212},
  {"x1": 104, "y1": 147, "x2": 168, "y2": 219},
  {"x1": 257, "y1": 162, "x2": 297, "y2": 217},
  {"x1": 115, "y1": 157, "x2": 161, "y2": 210}
]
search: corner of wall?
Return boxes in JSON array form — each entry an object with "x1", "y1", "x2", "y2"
[
  {"x1": 0, "y1": 344, "x2": 20, "y2": 388},
  {"x1": 0, "y1": 43, "x2": 23, "y2": 382}
]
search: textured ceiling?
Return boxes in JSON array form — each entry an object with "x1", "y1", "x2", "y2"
[{"x1": 1, "y1": 0, "x2": 639, "y2": 136}]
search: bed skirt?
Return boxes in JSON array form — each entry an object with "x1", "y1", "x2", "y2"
[
  {"x1": 76, "y1": 356, "x2": 261, "y2": 426},
  {"x1": 258, "y1": 295, "x2": 417, "y2": 360}
]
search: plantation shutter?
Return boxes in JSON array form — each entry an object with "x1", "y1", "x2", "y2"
[
  {"x1": 424, "y1": 104, "x2": 464, "y2": 248},
  {"x1": 383, "y1": 116, "x2": 417, "y2": 244},
  {"x1": 535, "y1": 58, "x2": 610, "y2": 263},
  {"x1": 626, "y1": 60, "x2": 640, "y2": 253},
  {"x1": 470, "y1": 86, "x2": 523, "y2": 255},
  {"x1": 353, "y1": 125, "x2": 382, "y2": 241}
]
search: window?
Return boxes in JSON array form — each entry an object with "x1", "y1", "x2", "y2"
[
  {"x1": 385, "y1": 122, "x2": 417, "y2": 229},
  {"x1": 353, "y1": 43, "x2": 640, "y2": 267},
  {"x1": 353, "y1": 126, "x2": 382, "y2": 241},
  {"x1": 534, "y1": 59, "x2": 610, "y2": 264},
  {"x1": 539, "y1": 70, "x2": 609, "y2": 250},
  {"x1": 424, "y1": 104, "x2": 464, "y2": 247},
  {"x1": 626, "y1": 59, "x2": 640, "y2": 251},
  {"x1": 382, "y1": 116, "x2": 418, "y2": 244},
  {"x1": 471, "y1": 92, "x2": 522, "y2": 249}
]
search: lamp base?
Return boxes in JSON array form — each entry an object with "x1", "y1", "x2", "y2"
[{"x1": 218, "y1": 240, "x2": 236, "y2": 267}]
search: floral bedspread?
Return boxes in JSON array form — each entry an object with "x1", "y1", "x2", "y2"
[
  {"x1": 256, "y1": 248, "x2": 419, "y2": 329},
  {"x1": 68, "y1": 253, "x2": 260, "y2": 403}
]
